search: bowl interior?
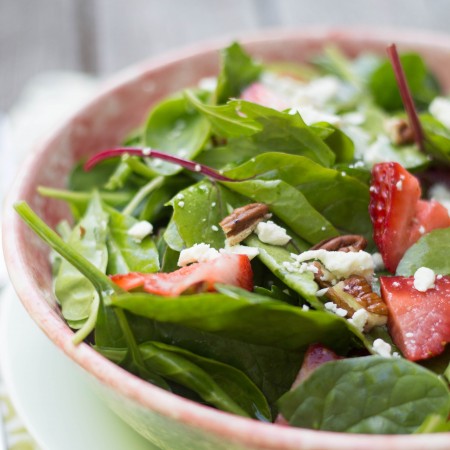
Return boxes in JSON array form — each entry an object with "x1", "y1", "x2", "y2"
[{"x1": 4, "y1": 28, "x2": 450, "y2": 450}]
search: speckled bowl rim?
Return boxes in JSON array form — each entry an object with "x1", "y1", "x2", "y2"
[{"x1": 4, "y1": 27, "x2": 450, "y2": 450}]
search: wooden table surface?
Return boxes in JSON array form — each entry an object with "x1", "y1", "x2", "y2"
[{"x1": 1, "y1": 0, "x2": 450, "y2": 110}]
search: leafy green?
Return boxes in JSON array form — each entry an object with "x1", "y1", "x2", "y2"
[
  {"x1": 421, "y1": 113, "x2": 450, "y2": 165},
  {"x1": 143, "y1": 91, "x2": 211, "y2": 175},
  {"x1": 369, "y1": 53, "x2": 440, "y2": 111},
  {"x1": 215, "y1": 42, "x2": 263, "y2": 104},
  {"x1": 278, "y1": 356, "x2": 450, "y2": 434},
  {"x1": 396, "y1": 228, "x2": 450, "y2": 276}
]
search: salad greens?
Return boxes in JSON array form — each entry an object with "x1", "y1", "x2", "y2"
[{"x1": 15, "y1": 42, "x2": 450, "y2": 435}]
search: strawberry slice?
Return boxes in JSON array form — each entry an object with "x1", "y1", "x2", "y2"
[
  {"x1": 240, "y1": 82, "x2": 289, "y2": 111},
  {"x1": 369, "y1": 162, "x2": 450, "y2": 273},
  {"x1": 111, "y1": 253, "x2": 253, "y2": 296},
  {"x1": 380, "y1": 275, "x2": 450, "y2": 361}
]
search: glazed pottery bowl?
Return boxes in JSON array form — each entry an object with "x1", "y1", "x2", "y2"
[{"x1": 4, "y1": 28, "x2": 450, "y2": 450}]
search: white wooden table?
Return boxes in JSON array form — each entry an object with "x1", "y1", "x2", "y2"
[{"x1": 1, "y1": 0, "x2": 450, "y2": 110}]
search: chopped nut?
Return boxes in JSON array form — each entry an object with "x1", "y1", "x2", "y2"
[
  {"x1": 310, "y1": 235, "x2": 367, "y2": 253},
  {"x1": 325, "y1": 275, "x2": 388, "y2": 331},
  {"x1": 385, "y1": 118, "x2": 415, "y2": 146},
  {"x1": 219, "y1": 203, "x2": 271, "y2": 246}
]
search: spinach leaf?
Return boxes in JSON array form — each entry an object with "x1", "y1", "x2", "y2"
[
  {"x1": 278, "y1": 356, "x2": 450, "y2": 434},
  {"x1": 54, "y1": 193, "x2": 109, "y2": 328},
  {"x1": 369, "y1": 53, "x2": 440, "y2": 111},
  {"x1": 415, "y1": 415, "x2": 450, "y2": 433},
  {"x1": 110, "y1": 288, "x2": 354, "y2": 353},
  {"x1": 223, "y1": 178, "x2": 338, "y2": 245},
  {"x1": 396, "y1": 228, "x2": 450, "y2": 276},
  {"x1": 225, "y1": 153, "x2": 371, "y2": 240},
  {"x1": 163, "y1": 218, "x2": 185, "y2": 252},
  {"x1": 143, "y1": 91, "x2": 211, "y2": 175},
  {"x1": 245, "y1": 235, "x2": 322, "y2": 309},
  {"x1": 141, "y1": 341, "x2": 271, "y2": 420},
  {"x1": 169, "y1": 180, "x2": 244, "y2": 249},
  {"x1": 313, "y1": 122, "x2": 355, "y2": 163},
  {"x1": 421, "y1": 113, "x2": 450, "y2": 165},
  {"x1": 215, "y1": 42, "x2": 263, "y2": 104},
  {"x1": 105, "y1": 206, "x2": 160, "y2": 275}
]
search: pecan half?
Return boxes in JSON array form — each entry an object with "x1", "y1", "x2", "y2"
[
  {"x1": 310, "y1": 235, "x2": 367, "y2": 253},
  {"x1": 219, "y1": 203, "x2": 271, "y2": 246},
  {"x1": 325, "y1": 275, "x2": 388, "y2": 331},
  {"x1": 385, "y1": 118, "x2": 415, "y2": 146}
]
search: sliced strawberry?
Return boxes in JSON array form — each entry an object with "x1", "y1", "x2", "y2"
[
  {"x1": 240, "y1": 82, "x2": 289, "y2": 111},
  {"x1": 369, "y1": 162, "x2": 450, "y2": 273},
  {"x1": 380, "y1": 275, "x2": 450, "y2": 361},
  {"x1": 111, "y1": 253, "x2": 253, "y2": 296}
]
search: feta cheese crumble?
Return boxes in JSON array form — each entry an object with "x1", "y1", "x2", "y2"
[
  {"x1": 220, "y1": 245, "x2": 259, "y2": 260},
  {"x1": 371, "y1": 252, "x2": 385, "y2": 271},
  {"x1": 178, "y1": 201, "x2": 185, "y2": 208},
  {"x1": 127, "y1": 220, "x2": 153, "y2": 242},
  {"x1": 178, "y1": 243, "x2": 219, "y2": 266},
  {"x1": 348, "y1": 308, "x2": 369, "y2": 333},
  {"x1": 255, "y1": 221, "x2": 291, "y2": 246},
  {"x1": 291, "y1": 249, "x2": 374, "y2": 282},
  {"x1": 372, "y1": 338, "x2": 393, "y2": 358},
  {"x1": 324, "y1": 302, "x2": 348, "y2": 317},
  {"x1": 429, "y1": 97, "x2": 450, "y2": 128},
  {"x1": 413, "y1": 267, "x2": 436, "y2": 292},
  {"x1": 211, "y1": 225, "x2": 219, "y2": 232}
]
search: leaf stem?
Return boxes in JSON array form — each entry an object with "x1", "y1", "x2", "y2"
[
  {"x1": 121, "y1": 175, "x2": 164, "y2": 216},
  {"x1": 386, "y1": 43, "x2": 425, "y2": 151}
]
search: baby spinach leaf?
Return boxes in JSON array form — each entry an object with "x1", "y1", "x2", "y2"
[
  {"x1": 369, "y1": 53, "x2": 440, "y2": 112},
  {"x1": 396, "y1": 228, "x2": 450, "y2": 276},
  {"x1": 140, "y1": 341, "x2": 271, "y2": 420},
  {"x1": 163, "y1": 218, "x2": 185, "y2": 252},
  {"x1": 143, "y1": 91, "x2": 211, "y2": 175},
  {"x1": 54, "y1": 193, "x2": 109, "y2": 328},
  {"x1": 245, "y1": 235, "x2": 322, "y2": 310},
  {"x1": 215, "y1": 42, "x2": 263, "y2": 104},
  {"x1": 313, "y1": 122, "x2": 355, "y2": 163},
  {"x1": 421, "y1": 113, "x2": 450, "y2": 165},
  {"x1": 225, "y1": 153, "x2": 371, "y2": 240},
  {"x1": 223, "y1": 178, "x2": 338, "y2": 245},
  {"x1": 415, "y1": 415, "x2": 450, "y2": 433},
  {"x1": 169, "y1": 180, "x2": 244, "y2": 249},
  {"x1": 105, "y1": 206, "x2": 159, "y2": 275},
  {"x1": 110, "y1": 288, "x2": 354, "y2": 353},
  {"x1": 278, "y1": 356, "x2": 450, "y2": 434}
]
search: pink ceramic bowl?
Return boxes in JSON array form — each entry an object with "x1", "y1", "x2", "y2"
[{"x1": 4, "y1": 28, "x2": 450, "y2": 450}]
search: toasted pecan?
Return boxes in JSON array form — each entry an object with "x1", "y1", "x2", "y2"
[
  {"x1": 219, "y1": 203, "x2": 271, "y2": 246},
  {"x1": 310, "y1": 235, "x2": 367, "y2": 253}
]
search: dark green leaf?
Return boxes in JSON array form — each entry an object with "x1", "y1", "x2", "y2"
[
  {"x1": 421, "y1": 113, "x2": 450, "y2": 165},
  {"x1": 278, "y1": 356, "x2": 450, "y2": 434}
]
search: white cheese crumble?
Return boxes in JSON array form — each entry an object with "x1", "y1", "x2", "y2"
[
  {"x1": 194, "y1": 164, "x2": 202, "y2": 172},
  {"x1": 127, "y1": 220, "x2": 153, "y2": 242},
  {"x1": 198, "y1": 76, "x2": 217, "y2": 92},
  {"x1": 178, "y1": 201, "x2": 185, "y2": 208},
  {"x1": 396, "y1": 180, "x2": 403, "y2": 191},
  {"x1": 211, "y1": 225, "x2": 219, "y2": 232},
  {"x1": 142, "y1": 147, "x2": 152, "y2": 156},
  {"x1": 324, "y1": 302, "x2": 348, "y2": 317},
  {"x1": 413, "y1": 267, "x2": 436, "y2": 292},
  {"x1": 429, "y1": 97, "x2": 450, "y2": 128},
  {"x1": 255, "y1": 221, "x2": 291, "y2": 246},
  {"x1": 348, "y1": 309, "x2": 369, "y2": 333},
  {"x1": 176, "y1": 193, "x2": 184, "y2": 200},
  {"x1": 419, "y1": 225, "x2": 425, "y2": 234},
  {"x1": 178, "y1": 243, "x2": 219, "y2": 266},
  {"x1": 372, "y1": 338, "x2": 393, "y2": 358},
  {"x1": 220, "y1": 245, "x2": 259, "y2": 260},
  {"x1": 316, "y1": 287, "x2": 329, "y2": 297},
  {"x1": 371, "y1": 252, "x2": 385, "y2": 271},
  {"x1": 291, "y1": 249, "x2": 374, "y2": 282},
  {"x1": 302, "y1": 304, "x2": 310, "y2": 311}
]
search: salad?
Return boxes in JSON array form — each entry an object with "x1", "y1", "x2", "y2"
[{"x1": 15, "y1": 42, "x2": 450, "y2": 435}]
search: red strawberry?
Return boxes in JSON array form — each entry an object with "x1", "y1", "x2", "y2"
[
  {"x1": 111, "y1": 253, "x2": 253, "y2": 296},
  {"x1": 369, "y1": 162, "x2": 450, "y2": 273},
  {"x1": 380, "y1": 275, "x2": 450, "y2": 361},
  {"x1": 240, "y1": 82, "x2": 289, "y2": 111}
]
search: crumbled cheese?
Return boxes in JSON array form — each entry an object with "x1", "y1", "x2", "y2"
[
  {"x1": 176, "y1": 193, "x2": 184, "y2": 200},
  {"x1": 199, "y1": 185, "x2": 208, "y2": 193},
  {"x1": 211, "y1": 225, "x2": 219, "y2": 232},
  {"x1": 255, "y1": 221, "x2": 291, "y2": 246},
  {"x1": 419, "y1": 225, "x2": 425, "y2": 234},
  {"x1": 302, "y1": 304, "x2": 310, "y2": 311},
  {"x1": 429, "y1": 97, "x2": 450, "y2": 128},
  {"x1": 437, "y1": 274, "x2": 443, "y2": 280},
  {"x1": 211, "y1": 202, "x2": 216, "y2": 207},
  {"x1": 194, "y1": 164, "x2": 202, "y2": 172},
  {"x1": 348, "y1": 309, "x2": 369, "y2": 333},
  {"x1": 316, "y1": 287, "x2": 329, "y2": 297},
  {"x1": 413, "y1": 267, "x2": 436, "y2": 292},
  {"x1": 341, "y1": 171, "x2": 347, "y2": 177},
  {"x1": 289, "y1": 105, "x2": 341, "y2": 126},
  {"x1": 178, "y1": 243, "x2": 219, "y2": 266},
  {"x1": 142, "y1": 147, "x2": 152, "y2": 156},
  {"x1": 372, "y1": 338, "x2": 393, "y2": 358},
  {"x1": 198, "y1": 76, "x2": 217, "y2": 92},
  {"x1": 292, "y1": 249, "x2": 374, "y2": 282},
  {"x1": 392, "y1": 281, "x2": 400, "y2": 287},
  {"x1": 220, "y1": 245, "x2": 259, "y2": 260},
  {"x1": 127, "y1": 221, "x2": 153, "y2": 242},
  {"x1": 324, "y1": 302, "x2": 348, "y2": 317},
  {"x1": 396, "y1": 180, "x2": 403, "y2": 191},
  {"x1": 178, "y1": 201, "x2": 185, "y2": 208},
  {"x1": 371, "y1": 252, "x2": 385, "y2": 271}
]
